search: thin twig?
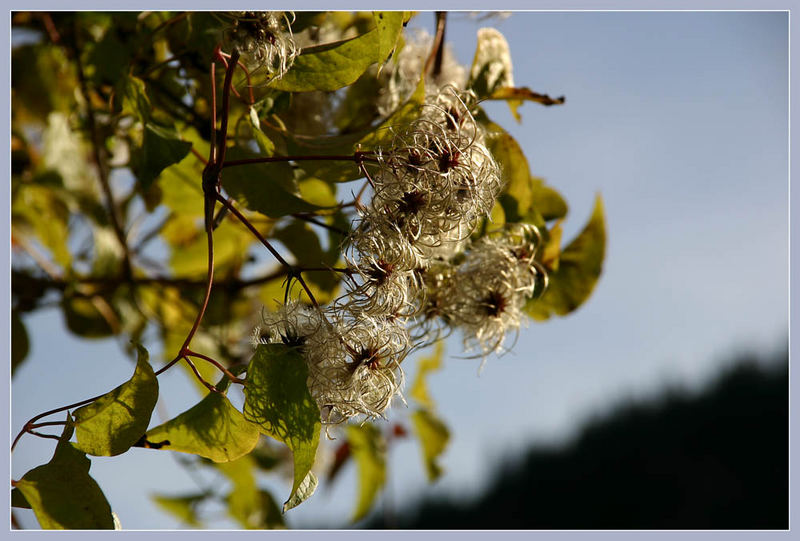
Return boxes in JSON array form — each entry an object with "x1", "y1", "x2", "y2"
[
  {"x1": 424, "y1": 12, "x2": 447, "y2": 78},
  {"x1": 72, "y1": 27, "x2": 133, "y2": 281},
  {"x1": 183, "y1": 356, "x2": 219, "y2": 393},
  {"x1": 215, "y1": 194, "x2": 320, "y2": 308},
  {"x1": 185, "y1": 350, "x2": 246, "y2": 385},
  {"x1": 292, "y1": 214, "x2": 349, "y2": 236},
  {"x1": 222, "y1": 153, "x2": 378, "y2": 169}
]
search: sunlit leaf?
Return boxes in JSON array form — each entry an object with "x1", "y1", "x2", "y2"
[
  {"x1": 333, "y1": 71, "x2": 382, "y2": 133},
  {"x1": 282, "y1": 471, "x2": 318, "y2": 513},
  {"x1": 249, "y1": 107, "x2": 276, "y2": 157},
  {"x1": 158, "y1": 153, "x2": 205, "y2": 217},
  {"x1": 14, "y1": 418, "x2": 114, "y2": 529},
  {"x1": 373, "y1": 12, "x2": 406, "y2": 70},
  {"x1": 169, "y1": 218, "x2": 252, "y2": 278},
  {"x1": 219, "y1": 454, "x2": 286, "y2": 529},
  {"x1": 243, "y1": 344, "x2": 321, "y2": 510},
  {"x1": 526, "y1": 195, "x2": 606, "y2": 320},
  {"x1": 298, "y1": 177, "x2": 337, "y2": 208},
  {"x1": 73, "y1": 345, "x2": 158, "y2": 456},
  {"x1": 144, "y1": 391, "x2": 260, "y2": 463},
  {"x1": 532, "y1": 179, "x2": 569, "y2": 222},
  {"x1": 118, "y1": 75, "x2": 151, "y2": 124},
  {"x1": 409, "y1": 342, "x2": 445, "y2": 409},
  {"x1": 486, "y1": 127, "x2": 533, "y2": 222},
  {"x1": 152, "y1": 492, "x2": 207, "y2": 527},
  {"x1": 468, "y1": 27, "x2": 515, "y2": 100},
  {"x1": 216, "y1": 455, "x2": 260, "y2": 528},
  {"x1": 347, "y1": 423, "x2": 386, "y2": 522},
  {"x1": 12, "y1": 181, "x2": 72, "y2": 269},
  {"x1": 272, "y1": 21, "x2": 396, "y2": 92},
  {"x1": 411, "y1": 408, "x2": 450, "y2": 482},
  {"x1": 134, "y1": 124, "x2": 193, "y2": 191},
  {"x1": 541, "y1": 220, "x2": 564, "y2": 271}
]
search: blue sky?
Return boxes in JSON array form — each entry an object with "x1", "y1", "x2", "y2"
[{"x1": 10, "y1": 11, "x2": 788, "y2": 529}]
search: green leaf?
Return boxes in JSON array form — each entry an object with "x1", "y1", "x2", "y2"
[
  {"x1": 157, "y1": 151, "x2": 205, "y2": 217},
  {"x1": 287, "y1": 75, "x2": 424, "y2": 184},
  {"x1": 243, "y1": 344, "x2": 321, "y2": 510},
  {"x1": 87, "y1": 30, "x2": 131, "y2": 85},
  {"x1": 526, "y1": 195, "x2": 606, "y2": 320},
  {"x1": 258, "y1": 490, "x2": 287, "y2": 528},
  {"x1": 298, "y1": 177, "x2": 337, "y2": 208},
  {"x1": 467, "y1": 27, "x2": 564, "y2": 121},
  {"x1": 144, "y1": 391, "x2": 260, "y2": 463},
  {"x1": 347, "y1": 423, "x2": 386, "y2": 522},
  {"x1": 532, "y1": 180, "x2": 569, "y2": 222},
  {"x1": 249, "y1": 107, "x2": 276, "y2": 157},
  {"x1": 11, "y1": 309, "x2": 29, "y2": 375},
  {"x1": 411, "y1": 409, "x2": 450, "y2": 482},
  {"x1": 73, "y1": 345, "x2": 158, "y2": 456},
  {"x1": 135, "y1": 124, "x2": 193, "y2": 191},
  {"x1": 152, "y1": 492, "x2": 206, "y2": 527},
  {"x1": 216, "y1": 456, "x2": 267, "y2": 528},
  {"x1": 409, "y1": 342, "x2": 444, "y2": 409},
  {"x1": 219, "y1": 456, "x2": 287, "y2": 529},
  {"x1": 373, "y1": 12, "x2": 406, "y2": 70},
  {"x1": 61, "y1": 295, "x2": 115, "y2": 338},
  {"x1": 468, "y1": 27, "x2": 515, "y2": 100},
  {"x1": 282, "y1": 471, "x2": 318, "y2": 513},
  {"x1": 221, "y1": 147, "x2": 325, "y2": 218},
  {"x1": 12, "y1": 182, "x2": 72, "y2": 269},
  {"x1": 333, "y1": 71, "x2": 382, "y2": 133},
  {"x1": 272, "y1": 24, "x2": 393, "y2": 92},
  {"x1": 169, "y1": 218, "x2": 253, "y2": 278},
  {"x1": 486, "y1": 127, "x2": 533, "y2": 222},
  {"x1": 14, "y1": 419, "x2": 114, "y2": 529},
  {"x1": 118, "y1": 75, "x2": 151, "y2": 123}
]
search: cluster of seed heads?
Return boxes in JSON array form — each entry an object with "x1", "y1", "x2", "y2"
[
  {"x1": 226, "y1": 11, "x2": 299, "y2": 79},
  {"x1": 252, "y1": 87, "x2": 547, "y2": 425}
]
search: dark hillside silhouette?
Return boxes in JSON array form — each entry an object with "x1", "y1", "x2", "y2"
[{"x1": 363, "y1": 351, "x2": 788, "y2": 529}]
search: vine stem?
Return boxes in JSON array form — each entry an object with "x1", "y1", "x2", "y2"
[
  {"x1": 72, "y1": 21, "x2": 133, "y2": 281},
  {"x1": 214, "y1": 193, "x2": 320, "y2": 309},
  {"x1": 424, "y1": 12, "x2": 448, "y2": 78},
  {"x1": 12, "y1": 393, "x2": 106, "y2": 452},
  {"x1": 221, "y1": 152, "x2": 378, "y2": 169},
  {"x1": 12, "y1": 48, "x2": 246, "y2": 454},
  {"x1": 185, "y1": 350, "x2": 246, "y2": 385}
]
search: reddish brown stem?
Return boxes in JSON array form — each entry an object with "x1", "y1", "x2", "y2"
[
  {"x1": 215, "y1": 194, "x2": 320, "y2": 309},
  {"x1": 292, "y1": 214, "x2": 349, "y2": 236},
  {"x1": 183, "y1": 356, "x2": 219, "y2": 393},
  {"x1": 185, "y1": 350, "x2": 246, "y2": 384},
  {"x1": 222, "y1": 153, "x2": 378, "y2": 169},
  {"x1": 12, "y1": 393, "x2": 105, "y2": 452}
]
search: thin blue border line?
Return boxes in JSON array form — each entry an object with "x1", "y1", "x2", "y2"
[{"x1": 5, "y1": 4, "x2": 794, "y2": 540}]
